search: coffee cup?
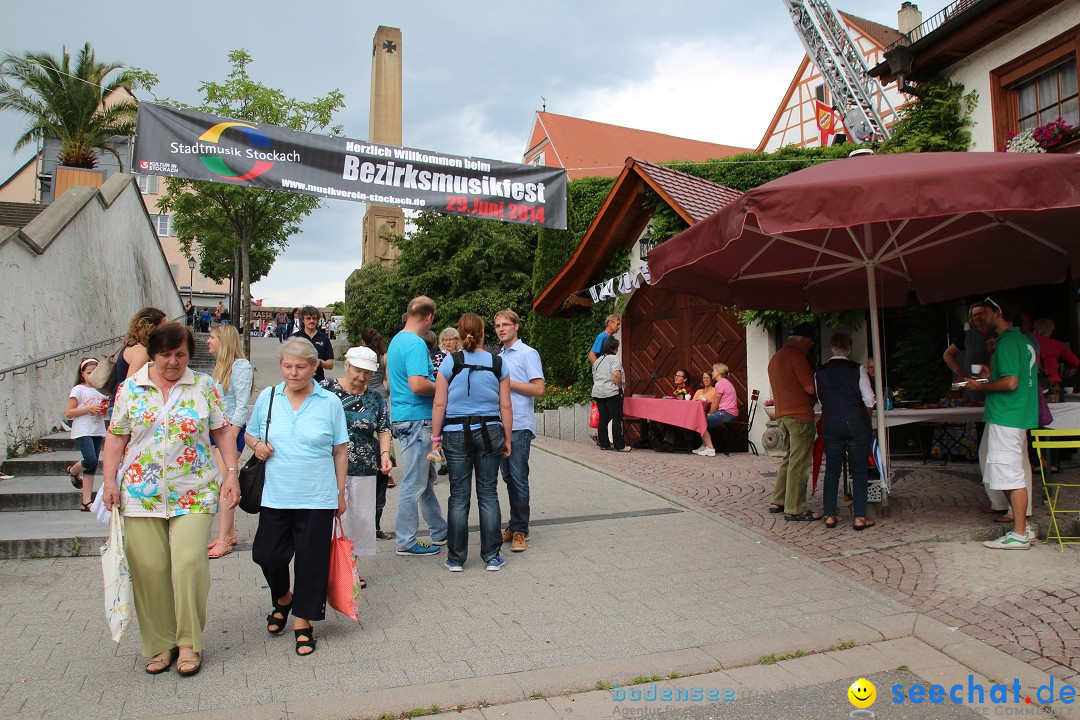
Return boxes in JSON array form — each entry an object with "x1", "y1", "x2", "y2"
[{"x1": 971, "y1": 364, "x2": 982, "y2": 375}]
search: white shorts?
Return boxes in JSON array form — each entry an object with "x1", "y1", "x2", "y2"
[{"x1": 982, "y1": 423, "x2": 1029, "y2": 491}]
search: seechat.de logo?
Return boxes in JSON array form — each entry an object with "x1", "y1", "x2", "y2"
[{"x1": 197, "y1": 122, "x2": 275, "y2": 181}]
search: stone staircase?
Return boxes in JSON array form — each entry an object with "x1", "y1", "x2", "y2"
[
  {"x1": 0, "y1": 432, "x2": 108, "y2": 558},
  {"x1": 0, "y1": 337, "x2": 218, "y2": 559}
]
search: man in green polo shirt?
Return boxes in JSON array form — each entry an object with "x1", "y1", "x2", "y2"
[{"x1": 965, "y1": 297, "x2": 1038, "y2": 550}]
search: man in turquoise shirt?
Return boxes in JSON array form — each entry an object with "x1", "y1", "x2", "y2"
[
  {"x1": 965, "y1": 297, "x2": 1038, "y2": 550},
  {"x1": 386, "y1": 296, "x2": 447, "y2": 556}
]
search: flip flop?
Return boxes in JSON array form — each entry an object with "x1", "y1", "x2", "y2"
[
  {"x1": 767, "y1": 504, "x2": 784, "y2": 513},
  {"x1": 207, "y1": 539, "x2": 233, "y2": 559}
]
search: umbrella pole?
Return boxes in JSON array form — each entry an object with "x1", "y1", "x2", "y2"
[{"x1": 866, "y1": 263, "x2": 890, "y2": 508}]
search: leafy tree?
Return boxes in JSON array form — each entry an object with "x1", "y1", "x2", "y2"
[
  {"x1": 0, "y1": 42, "x2": 153, "y2": 168},
  {"x1": 879, "y1": 78, "x2": 977, "y2": 154},
  {"x1": 345, "y1": 213, "x2": 539, "y2": 347},
  {"x1": 158, "y1": 50, "x2": 344, "y2": 354}
]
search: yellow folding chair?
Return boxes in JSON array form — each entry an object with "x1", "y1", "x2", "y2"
[{"x1": 1030, "y1": 429, "x2": 1080, "y2": 552}]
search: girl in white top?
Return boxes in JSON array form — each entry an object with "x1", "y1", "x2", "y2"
[{"x1": 65, "y1": 358, "x2": 109, "y2": 510}]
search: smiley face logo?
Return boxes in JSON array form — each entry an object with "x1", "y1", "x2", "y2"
[{"x1": 848, "y1": 678, "x2": 876, "y2": 708}]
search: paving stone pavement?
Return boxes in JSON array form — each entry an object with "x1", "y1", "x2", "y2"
[
  {"x1": 535, "y1": 436, "x2": 1080, "y2": 687},
  {"x1": 0, "y1": 443, "x2": 911, "y2": 719}
]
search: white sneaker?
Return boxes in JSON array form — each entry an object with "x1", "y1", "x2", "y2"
[
  {"x1": 983, "y1": 531, "x2": 1031, "y2": 550},
  {"x1": 1026, "y1": 525, "x2": 1037, "y2": 542},
  {"x1": 700, "y1": 448, "x2": 716, "y2": 457},
  {"x1": 691, "y1": 446, "x2": 706, "y2": 455}
]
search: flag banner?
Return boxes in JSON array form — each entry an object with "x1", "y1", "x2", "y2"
[{"x1": 133, "y1": 103, "x2": 568, "y2": 229}]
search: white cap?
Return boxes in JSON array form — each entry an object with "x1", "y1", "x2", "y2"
[{"x1": 344, "y1": 346, "x2": 378, "y2": 371}]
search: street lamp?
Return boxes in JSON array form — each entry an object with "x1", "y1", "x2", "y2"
[{"x1": 187, "y1": 257, "x2": 196, "y2": 313}]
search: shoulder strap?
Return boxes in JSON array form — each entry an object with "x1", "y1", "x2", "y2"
[
  {"x1": 447, "y1": 351, "x2": 467, "y2": 384},
  {"x1": 263, "y1": 385, "x2": 276, "y2": 443}
]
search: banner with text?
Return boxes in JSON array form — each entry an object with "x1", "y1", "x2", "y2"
[{"x1": 133, "y1": 103, "x2": 568, "y2": 229}]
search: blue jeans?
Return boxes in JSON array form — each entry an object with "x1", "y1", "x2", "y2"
[
  {"x1": 706, "y1": 409, "x2": 736, "y2": 431},
  {"x1": 822, "y1": 420, "x2": 872, "y2": 518},
  {"x1": 392, "y1": 419, "x2": 447, "y2": 551},
  {"x1": 75, "y1": 435, "x2": 103, "y2": 476},
  {"x1": 445, "y1": 425, "x2": 504, "y2": 565},
  {"x1": 500, "y1": 430, "x2": 532, "y2": 533}
]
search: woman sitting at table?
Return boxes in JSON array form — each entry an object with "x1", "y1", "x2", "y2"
[
  {"x1": 693, "y1": 364, "x2": 739, "y2": 457},
  {"x1": 692, "y1": 371, "x2": 715, "y2": 405}
]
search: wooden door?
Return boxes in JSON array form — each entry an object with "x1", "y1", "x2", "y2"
[{"x1": 623, "y1": 285, "x2": 748, "y2": 448}]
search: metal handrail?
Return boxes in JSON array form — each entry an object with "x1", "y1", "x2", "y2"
[
  {"x1": 0, "y1": 315, "x2": 186, "y2": 381},
  {"x1": 886, "y1": 0, "x2": 984, "y2": 51}
]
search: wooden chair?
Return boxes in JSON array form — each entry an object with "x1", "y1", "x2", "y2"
[
  {"x1": 1030, "y1": 429, "x2": 1080, "y2": 552},
  {"x1": 712, "y1": 389, "x2": 760, "y2": 455}
]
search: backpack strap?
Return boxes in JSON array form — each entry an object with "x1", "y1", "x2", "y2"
[{"x1": 446, "y1": 351, "x2": 502, "y2": 397}]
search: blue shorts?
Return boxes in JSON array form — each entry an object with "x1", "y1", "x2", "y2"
[{"x1": 210, "y1": 425, "x2": 246, "y2": 453}]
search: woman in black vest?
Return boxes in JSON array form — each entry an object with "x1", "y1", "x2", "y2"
[{"x1": 815, "y1": 332, "x2": 876, "y2": 531}]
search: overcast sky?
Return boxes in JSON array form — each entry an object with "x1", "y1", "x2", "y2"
[{"x1": 1, "y1": 0, "x2": 944, "y2": 307}]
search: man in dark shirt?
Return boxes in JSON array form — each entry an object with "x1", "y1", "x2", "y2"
[
  {"x1": 944, "y1": 301, "x2": 996, "y2": 402},
  {"x1": 292, "y1": 305, "x2": 335, "y2": 382}
]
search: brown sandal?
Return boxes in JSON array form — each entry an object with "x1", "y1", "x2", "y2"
[
  {"x1": 853, "y1": 518, "x2": 876, "y2": 531},
  {"x1": 145, "y1": 647, "x2": 178, "y2": 674},
  {"x1": 177, "y1": 649, "x2": 201, "y2": 677}
]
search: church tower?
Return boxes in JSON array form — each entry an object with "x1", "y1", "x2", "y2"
[{"x1": 362, "y1": 26, "x2": 405, "y2": 266}]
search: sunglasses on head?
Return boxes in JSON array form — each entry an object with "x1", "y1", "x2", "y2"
[{"x1": 984, "y1": 296, "x2": 1001, "y2": 314}]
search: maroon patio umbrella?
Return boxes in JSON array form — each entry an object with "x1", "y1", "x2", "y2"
[{"x1": 648, "y1": 151, "x2": 1080, "y2": 488}]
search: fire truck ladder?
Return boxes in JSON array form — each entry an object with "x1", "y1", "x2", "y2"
[{"x1": 783, "y1": 0, "x2": 896, "y2": 141}]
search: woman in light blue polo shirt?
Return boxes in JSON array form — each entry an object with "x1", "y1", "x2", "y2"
[
  {"x1": 245, "y1": 338, "x2": 348, "y2": 657},
  {"x1": 431, "y1": 313, "x2": 512, "y2": 573}
]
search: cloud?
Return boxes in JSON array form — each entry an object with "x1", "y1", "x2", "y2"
[{"x1": 568, "y1": 39, "x2": 802, "y2": 150}]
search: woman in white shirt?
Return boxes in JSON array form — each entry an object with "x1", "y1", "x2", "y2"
[{"x1": 205, "y1": 324, "x2": 253, "y2": 558}]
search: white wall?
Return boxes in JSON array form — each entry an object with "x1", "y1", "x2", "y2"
[
  {"x1": 945, "y1": 1, "x2": 1080, "y2": 151},
  {"x1": 0, "y1": 174, "x2": 184, "y2": 456},
  {"x1": 744, "y1": 323, "x2": 777, "y2": 450}
]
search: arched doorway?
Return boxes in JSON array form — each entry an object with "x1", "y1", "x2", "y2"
[{"x1": 623, "y1": 284, "x2": 748, "y2": 449}]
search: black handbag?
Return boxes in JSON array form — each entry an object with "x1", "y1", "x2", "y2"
[{"x1": 237, "y1": 389, "x2": 274, "y2": 514}]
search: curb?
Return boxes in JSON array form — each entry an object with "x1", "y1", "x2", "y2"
[{"x1": 154, "y1": 614, "x2": 1079, "y2": 720}]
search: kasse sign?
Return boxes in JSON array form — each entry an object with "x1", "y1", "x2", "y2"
[{"x1": 133, "y1": 103, "x2": 568, "y2": 229}]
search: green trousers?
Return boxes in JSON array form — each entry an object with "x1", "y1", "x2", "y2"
[
  {"x1": 771, "y1": 416, "x2": 815, "y2": 515},
  {"x1": 124, "y1": 513, "x2": 214, "y2": 657}
]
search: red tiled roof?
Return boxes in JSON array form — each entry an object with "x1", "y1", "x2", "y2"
[
  {"x1": 525, "y1": 112, "x2": 750, "y2": 179},
  {"x1": 634, "y1": 160, "x2": 743, "y2": 224},
  {"x1": 533, "y1": 158, "x2": 743, "y2": 315},
  {"x1": 839, "y1": 11, "x2": 904, "y2": 48}
]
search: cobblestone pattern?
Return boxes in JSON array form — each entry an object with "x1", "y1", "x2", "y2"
[{"x1": 536, "y1": 437, "x2": 1080, "y2": 685}]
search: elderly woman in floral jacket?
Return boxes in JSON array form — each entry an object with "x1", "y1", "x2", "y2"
[{"x1": 102, "y1": 322, "x2": 240, "y2": 677}]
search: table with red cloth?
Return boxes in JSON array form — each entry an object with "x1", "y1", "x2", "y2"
[{"x1": 622, "y1": 396, "x2": 707, "y2": 435}]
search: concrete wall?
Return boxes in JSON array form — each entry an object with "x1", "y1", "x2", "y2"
[
  {"x1": 945, "y1": 1, "x2": 1080, "y2": 152},
  {"x1": 0, "y1": 174, "x2": 184, "y2": 456},
  {"x1": 744, "y1": 323, "x2": 777, "y2": 451}
]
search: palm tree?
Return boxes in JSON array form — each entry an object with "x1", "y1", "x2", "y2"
[{"x1": 0, "y1": 43, "x2": 141, "y2": 169}]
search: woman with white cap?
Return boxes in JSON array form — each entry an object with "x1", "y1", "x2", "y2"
[{"x1": 322, "y1": 346, "x2": 392, "y2": 587}]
